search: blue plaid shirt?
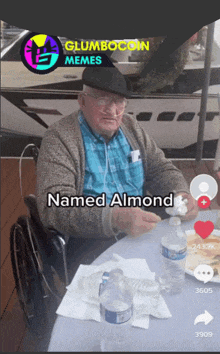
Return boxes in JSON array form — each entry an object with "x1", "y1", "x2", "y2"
[{"x1": 78, "y1": 111, "x2": 144, "y2": 204}]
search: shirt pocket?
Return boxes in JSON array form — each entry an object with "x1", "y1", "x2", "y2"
[{"x1": 128, "y1": 159, "x2": 145, "y2": 188}]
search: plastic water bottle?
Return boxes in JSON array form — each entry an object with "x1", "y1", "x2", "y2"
[
  {"x1": 99, "y1": 269, "x2": 133, "y2": 324},
  {"x1": 160, "y1": 217, "x2": 187, "y2": 294}
]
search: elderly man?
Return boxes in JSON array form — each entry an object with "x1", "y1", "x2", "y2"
[{"x1": 36, "y1": 67, "x2": 198, "y2": 257}]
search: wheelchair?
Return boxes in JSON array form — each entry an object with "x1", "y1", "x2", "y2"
[
  {"x1": 9, "y1": 143, "x2": 121, "y2": 337},
  {"x1": 9, "y1": 144, "x2": 75, "y2": 337}
]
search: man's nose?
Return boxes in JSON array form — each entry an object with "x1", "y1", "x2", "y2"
[{"x1": 104, "y1": 101, "x2": 117, "y2": 114}]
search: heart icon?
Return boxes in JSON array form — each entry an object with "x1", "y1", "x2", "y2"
[{"x1": 194, "y1": 221, "x2": 214, "y2": 239}]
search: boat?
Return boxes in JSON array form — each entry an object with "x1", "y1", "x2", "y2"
[{"x1": 1, "y1": 23, "x2": 220, "y2": 158}]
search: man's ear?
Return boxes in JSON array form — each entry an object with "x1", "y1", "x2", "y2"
[{"x1": 78, "y1": 93, "x2": 85, "y2": 108}]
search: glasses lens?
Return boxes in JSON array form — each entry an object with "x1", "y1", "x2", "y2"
[
  {"x1": 97, "y1": 97, "x2": 127, "y2": 113},
  {"x1": 85, "y1": 93, "x2": 127, "y2": 115}
]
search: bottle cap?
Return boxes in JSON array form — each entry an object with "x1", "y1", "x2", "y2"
[{"x1": 169, "y1": 216, "x2": 181, "y2": 226}]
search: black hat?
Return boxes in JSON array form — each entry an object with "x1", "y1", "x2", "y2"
[{"x1": 82, "y1": 66, "x2": 137, "y2": 98}]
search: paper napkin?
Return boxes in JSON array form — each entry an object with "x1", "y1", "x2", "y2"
[{"x1": 56, "y1": 254, "x2": 172, "y2": 329}]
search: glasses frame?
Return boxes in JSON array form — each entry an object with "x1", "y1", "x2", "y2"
[{"x1": 82, "y1": 92, "x2": 128, "y2": 110}]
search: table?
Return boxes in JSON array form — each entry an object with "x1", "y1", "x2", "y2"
[{"x1": 48, "y1": 210, "x2": 220, "y2": 351}]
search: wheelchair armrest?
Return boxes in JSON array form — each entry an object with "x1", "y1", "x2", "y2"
[
  {"x1": 49, "y1": 229, "x2": 66, "y2": 253},
  {"x1": 24, "y1": 194, "x2": 69, "y2": 285},
  {"x1": 48, "y1": 229, "x2": 69, "y2": 285},
  {"x1": 24, "y1": 194, "x2": 66, "y2": 244},
  {"x1": 24, "y1": 194, "x2": 46, "y2": 228}
]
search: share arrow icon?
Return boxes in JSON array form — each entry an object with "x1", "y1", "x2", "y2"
[{"x1": 194, "y1": 310, "x2": 214, "y2": 325}]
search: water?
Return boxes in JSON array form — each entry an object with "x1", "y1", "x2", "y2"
[
  {"x1": 100, "y1": 288, "x2": 133, "y2": 324},
  {"x1": 102, "y1": 298, "x2": 129, "y2": 312},
  {"x1": 161, "y1": 232, "x2": 187, "y2": 294},
  {"x1": 161, "y1": 256, "x2": 186, "y2": 294},
  {"x1": 99, "y1": 269, "x2": 133, "y2": 324}
]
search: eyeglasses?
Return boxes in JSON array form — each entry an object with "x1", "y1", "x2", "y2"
[{"x1": 83, "y1": 92, "x2": 128, "y2": 114}]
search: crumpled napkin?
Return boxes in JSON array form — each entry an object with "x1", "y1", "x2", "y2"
[
  {"x1": 166, "y1": 195, "x2": 188, "y2": 216},
  {"x1": 56, "y1": 254, "x2": 172, "y2": 329}
]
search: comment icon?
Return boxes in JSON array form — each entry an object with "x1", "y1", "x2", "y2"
[{"x1": 194, "y1": 265, "x2": 214, "y2": 283}]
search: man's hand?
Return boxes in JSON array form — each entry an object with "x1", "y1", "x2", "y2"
[
  {"x1": 112, "y1": 207, "x2": 161, "y2": 238},
  {"x1": 175, "y1": 192, "x2": 199, "y2": 221}
]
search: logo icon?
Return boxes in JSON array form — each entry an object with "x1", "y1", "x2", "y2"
[
  {"x1": 194, "y1": 310, "x2": 214, "y2": 325},
  {"x1": 190, "y1": 174, "x2": 218, "y2": 200},
  {"x1": 194, "y1": 264, "x2": 214, "y2": 283},
  {"x1": 20, "y1": 33, "x2": 63, "y2": 74}
]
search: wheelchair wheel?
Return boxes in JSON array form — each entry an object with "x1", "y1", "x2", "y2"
[{"x1": 10, "y1": 217, "x2": 48, "y2": 337}]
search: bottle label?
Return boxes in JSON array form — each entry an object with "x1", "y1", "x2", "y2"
[
  {"x1": 161, "y1": 245, "x2": 187, "y2": 260},
  {"x1": 100, "y1": 303, "x2": 133, "y2": 324}
]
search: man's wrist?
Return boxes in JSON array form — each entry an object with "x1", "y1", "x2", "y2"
[{"x1": 102, "y1": 205, "x2": 122, "y2": 237}]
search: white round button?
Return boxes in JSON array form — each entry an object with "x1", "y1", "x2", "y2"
[{"x1": 190, "y1": 174, "x2": 218, "y2": 200}]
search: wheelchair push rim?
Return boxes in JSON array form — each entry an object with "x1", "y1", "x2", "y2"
[{"x1": 10, "y1": 220, "x2": 48, "y2": 337}]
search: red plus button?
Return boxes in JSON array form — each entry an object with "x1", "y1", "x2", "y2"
[{"x1": 198, "y1": 195, "x2": 211, "y2": 209}]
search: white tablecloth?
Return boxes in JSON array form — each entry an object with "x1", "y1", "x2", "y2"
[{"x1": 48, "y1": 210, "x2": 220, "y2": 352}]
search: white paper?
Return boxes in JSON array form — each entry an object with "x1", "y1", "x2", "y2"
[{"x1": 56, "y1": 254, "x2": 172, "y2": 329}]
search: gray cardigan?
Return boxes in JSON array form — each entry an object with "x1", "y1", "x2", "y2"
[{"x1": 36, "y1": 111, "x2": 189, "y2": 239}]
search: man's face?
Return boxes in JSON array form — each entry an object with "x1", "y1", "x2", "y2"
[{"x1": 78, "y1": 87, "x2": 127, "y2": 139}]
